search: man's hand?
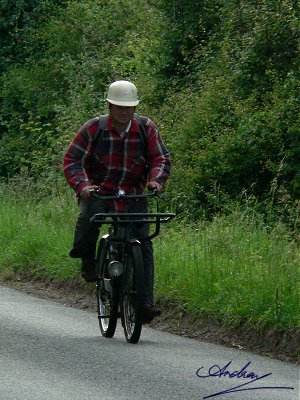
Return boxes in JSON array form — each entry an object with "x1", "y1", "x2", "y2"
[
  {"x1": 147, "y1": 181, "x2": 163, "y2": 193},
  {"x1": 80, "y1": 185, "x2": 101, "y2": 199}
]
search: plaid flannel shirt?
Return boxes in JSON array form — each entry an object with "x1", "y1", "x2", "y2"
[{"x1": 63, "y1": 114, "x2": 171, "y2": 210}]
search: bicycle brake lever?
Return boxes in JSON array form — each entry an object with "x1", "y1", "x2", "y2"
[{"x1": 152, "y1": 188, "x2": 162, "y2": 198}]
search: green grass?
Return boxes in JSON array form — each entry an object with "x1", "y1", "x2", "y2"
[
  {"x1": 154, "y1": 213, "x2": 299, "y2": 331},
  {"x1": 0, "y1": 191, "x2": 299, "y2": 332},
  {"x1": 0, "y1": 192, "x2": 80, "y2": 281}
]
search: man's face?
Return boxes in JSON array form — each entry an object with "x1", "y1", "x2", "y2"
[{"x1": 109, "y1": 104, "x2": 135, "y2": 128}]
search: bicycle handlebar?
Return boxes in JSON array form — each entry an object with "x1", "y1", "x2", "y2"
[
  {"x1": 89, "y1": 189, "x2": 175, "y2": 241},
  {"x1": 90, "y1": 188, "x2": 160, "y2": 201}
]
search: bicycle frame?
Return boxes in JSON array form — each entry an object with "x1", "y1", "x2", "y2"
[{"x1": 90, "y1": 190, "x2": 175, "y2": 343}]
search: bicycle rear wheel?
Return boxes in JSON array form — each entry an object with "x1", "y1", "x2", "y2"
[
  {"x1": 120, "y1": 243, "x2": 144, "y2": 344},
  {"x1": 96, "y1": 239, "x2": 118, "y2": 338}
]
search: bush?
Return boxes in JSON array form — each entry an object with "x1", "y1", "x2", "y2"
[{"x1": 0, "y1": 0, "x2": 298, "y2": 228}]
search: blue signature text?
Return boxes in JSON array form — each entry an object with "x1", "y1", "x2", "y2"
[{"x1": 196, "y1": 361, "x2": 294, "y2": 399}]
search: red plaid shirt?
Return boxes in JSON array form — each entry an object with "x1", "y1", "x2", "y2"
[{"x1": 63, "y1": 114, "x2": 171, "y2": 208}]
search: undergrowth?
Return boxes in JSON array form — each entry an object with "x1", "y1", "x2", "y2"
[{"x1": 0, "y1": 188, "x2": 299, "y2": 333}]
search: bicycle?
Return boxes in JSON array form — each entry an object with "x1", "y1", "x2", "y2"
[{"x1": 90, "y1": 190, "x2": 175, "y2": 344}]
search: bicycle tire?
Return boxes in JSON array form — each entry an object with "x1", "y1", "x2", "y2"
[
  {"x1": 96, "y1": 239, "x2": 118, "y2": 338},
  {"x1": 120, "y1": 243, "x2": 144, "y2": 344}
]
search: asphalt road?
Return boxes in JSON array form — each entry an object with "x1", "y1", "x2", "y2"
[{"x1": 0, "y1": 283, "x2": 298, "y2": 400}]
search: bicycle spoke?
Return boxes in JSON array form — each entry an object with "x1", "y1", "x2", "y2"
[
  {"x1": 121, "y1": 244, "x2": 144, "y2": 343},
  {"x1": 96, "y1": 240, "x2": 118, "y2": 338}
]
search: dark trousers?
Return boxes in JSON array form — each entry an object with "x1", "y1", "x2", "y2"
[{"x1": 70, "y1": 197, "x2": 154, "y2": 306}]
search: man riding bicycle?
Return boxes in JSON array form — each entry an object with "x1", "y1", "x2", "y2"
[{"x1": 63, "y1": 80, "x2": 171, "y2": 322}]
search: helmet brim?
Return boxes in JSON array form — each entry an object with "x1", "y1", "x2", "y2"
[{"x1": 107, "y1": 99, "x2": 139, "y2": 107}]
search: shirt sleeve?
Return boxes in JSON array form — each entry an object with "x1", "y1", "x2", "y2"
[
  {"x1": 146, "y1": 119, "x2": 171, "y2": 185},
  {"x1": 63, "y1": 119, "x2": 97, "y2": 194}
]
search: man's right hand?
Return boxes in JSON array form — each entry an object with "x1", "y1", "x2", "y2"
[{"x1": 79, "y1": 185, "x2": 101, "y2": 199}]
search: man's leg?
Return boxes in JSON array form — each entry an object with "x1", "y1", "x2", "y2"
[
  {"x1": 141, "y1": 239, "x2": 155, "y2": 306},
  {"x1": 130, "y1": 199, "x2": 160, "y2": 321},
  {"x1": 140, "y1": 237, "x2": 161, "y2": 322},
  {"x1": 70, "y1": 197, "x2": 108, "y2": 281}
]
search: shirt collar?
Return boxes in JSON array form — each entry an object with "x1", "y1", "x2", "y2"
[
  {"x1": 107, "y1": 116, "x2": 140, "y2": 133},
  {"x1": 125, "y1": 120, "x2": 131, "y2": 133}
]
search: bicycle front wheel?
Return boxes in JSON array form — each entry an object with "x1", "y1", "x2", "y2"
[
  {"x1": 96, "y1": 240, "x2": 118, "y2": 338},
  {"x1": 121, "y1": 243, "x2": 144, "y2": 344}
]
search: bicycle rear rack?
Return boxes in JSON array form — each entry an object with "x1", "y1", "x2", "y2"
[
  {"x1": 91, "y1": 212, "x2": 175, "y2": 240},
  {"x1": 90, "y1": 212, "x2": 175, "y2": 224}
]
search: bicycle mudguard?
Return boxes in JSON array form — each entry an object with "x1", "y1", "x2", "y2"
[{"x1": 129, "y1": 238, "x2": 141, "y2": 246}]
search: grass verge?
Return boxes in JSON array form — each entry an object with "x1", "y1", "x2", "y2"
[{"x1": 0, "y1": 190, "x2": 299, "y2": 337}]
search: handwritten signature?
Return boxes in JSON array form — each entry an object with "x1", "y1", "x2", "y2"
[{"x1": 196, "y1": 361, "x2": 294, "y2": 399}]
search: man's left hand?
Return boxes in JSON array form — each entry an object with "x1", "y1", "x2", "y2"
[{"x1": 147, "y1": 181, "x2": 163, "y2": 193}]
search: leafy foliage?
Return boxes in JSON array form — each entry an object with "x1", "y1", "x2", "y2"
[
  {"x1": 157, "y1": 0, "x2": 299, "y2": 226},
  {"x1": 0, "y1": 0, "x2": 299, "y2": 230},
  {"x1": 0, "y1": 0, "x2": 66, "y2": 73}
]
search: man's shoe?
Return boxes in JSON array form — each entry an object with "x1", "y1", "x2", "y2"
[
  {"x1": 142, "y1": 305, "x2": 161, "y2": 324},
  {"x1": 81, "y1": 259, "x2": 98, "y2": 282}
]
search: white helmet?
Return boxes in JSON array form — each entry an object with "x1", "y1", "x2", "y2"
[{"x1": 106, "y1": 80, "x2": 139, "y2": 106}]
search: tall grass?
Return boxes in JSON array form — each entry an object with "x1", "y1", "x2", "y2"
[
  {"x1": 155, "y1": 212, "x2": 299, "y2": 331},
  {"x1": 0, "y1": 189, "x2": 81, "y2": 281},
  {"x1": 0, "y1": 189, "x2": 299, "y2": 332}
]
